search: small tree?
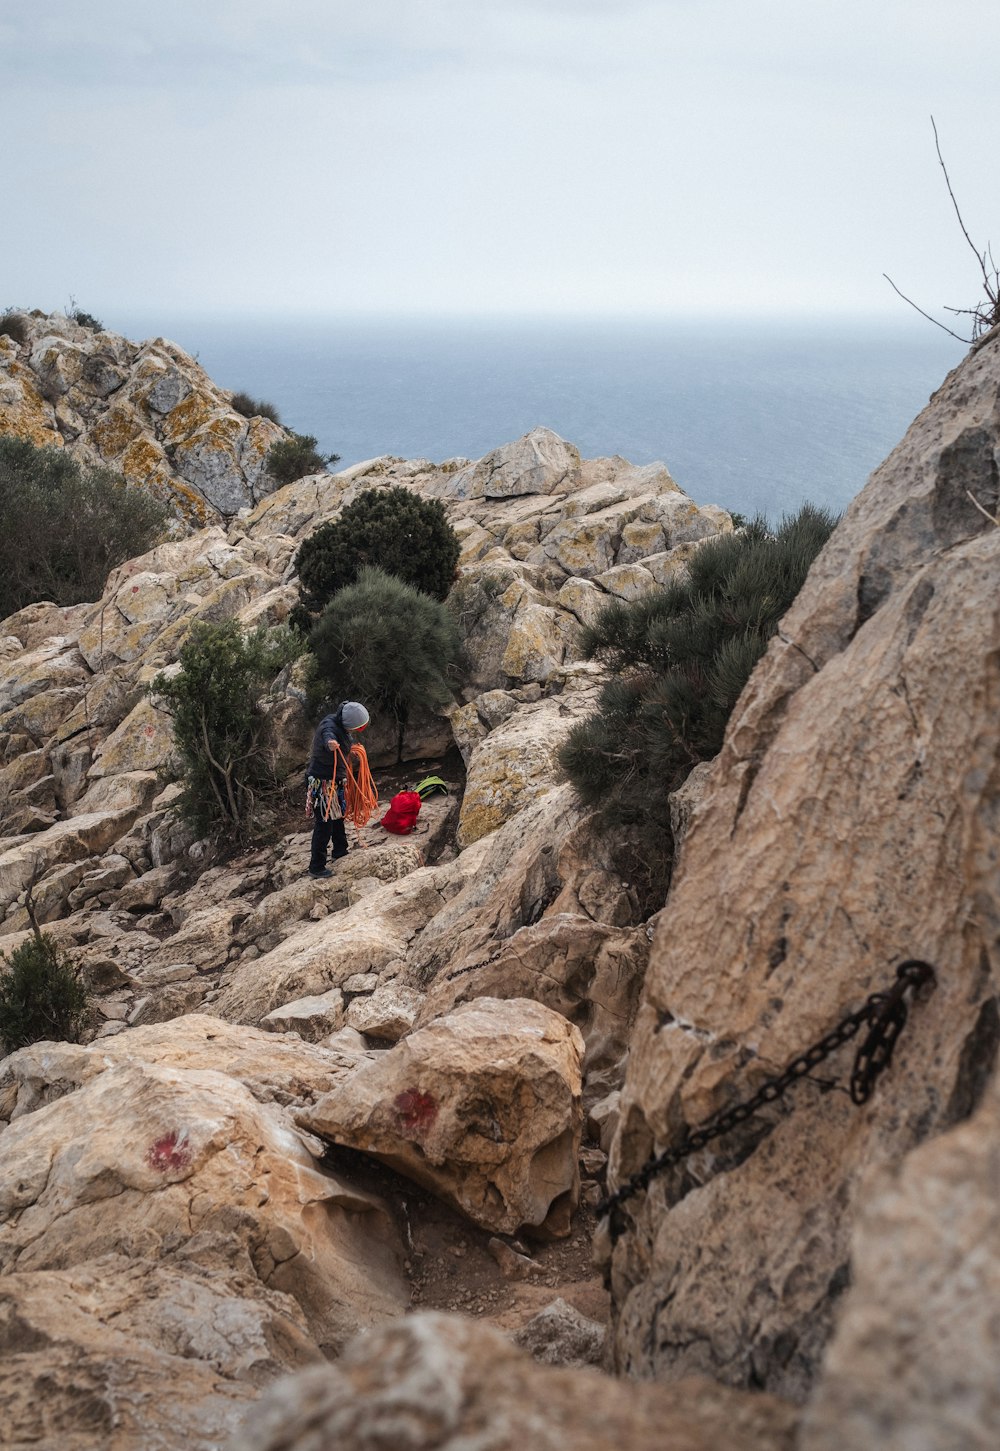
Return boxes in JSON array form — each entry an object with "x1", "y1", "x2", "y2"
[
  {"x1": 295, "y1": 485, "x2": 461, "y2": 619},
  {"x1": 266, "y1": 432, "x2": 339, "y2": 487},
  {"x1": 0, "y1": 931, "x2": 89, "y2": 1055},
  {"x1": 310, "y1": 566, "x2": 461, "y2": 761},
  {"x1": 0, "y1": 436, "x2": 170, "y2": 620},
  {"x1": 151, "y1": 619, "x2": 299, "y2": 838},
  {"x1": 559, "y1": 504, "x2": 836, "y2": 897}
]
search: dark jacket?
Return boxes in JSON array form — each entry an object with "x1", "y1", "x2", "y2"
[{"x1": 308, "y1": 708, "x2": 353, "y2": 783}]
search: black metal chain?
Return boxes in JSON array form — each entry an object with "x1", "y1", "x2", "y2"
[{"x1": 597, "y1": 960, "x2": 935, "y2": 1240}]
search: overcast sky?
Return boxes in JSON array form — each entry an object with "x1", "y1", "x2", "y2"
[{"x1": 3, "y1": 1, "x2": 999, "y2": 319}]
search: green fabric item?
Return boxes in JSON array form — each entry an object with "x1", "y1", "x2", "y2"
[{"x1": 414, "y1": 775, "x2": 449, "y2": 799}]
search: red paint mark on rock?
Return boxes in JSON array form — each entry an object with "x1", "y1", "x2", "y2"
[
  {"x1": 131, "y1": 585, "x2": 140, "y2": 593},
  {"x1": 147, "y1": 1130, "x2": 191, "y2": 1173},
  {"x1": 144, "y1": 725, "x2": 155, "y2": 737},
  {"x1": 394, "y1": 1089, "x2": 438, "y2": 1135}
]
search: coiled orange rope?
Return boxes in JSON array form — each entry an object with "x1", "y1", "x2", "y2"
[{"x1": 336, "y1": 742, "x2": 379, "y2": 835}]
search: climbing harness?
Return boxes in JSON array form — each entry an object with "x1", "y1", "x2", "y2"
[
  {"x1": 597, "y1": 959, "x2": 935, "y2": 1244},
  {"x1": 304, "y1": 775, "x2": 341, "y2": 822}
]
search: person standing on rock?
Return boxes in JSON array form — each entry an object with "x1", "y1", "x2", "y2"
[{"x1": 306, "y1": 701, "x2": 370, "y2": 878}]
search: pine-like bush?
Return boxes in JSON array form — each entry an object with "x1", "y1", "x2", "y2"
[
  {"x1": 310, "y1": 566, "x2": 461, "y2": 760},
  {"x1": 151, "y1": 620, "x2": 300, "y2": 838},
  {"x1": 295, "y1": 485, "x2": 461, "y2": 617},
  {"x1": 0, "y1": 932, "x2": 89, "y2": 1054},
  {"x1": 0, "y1": 312, "x2": 28, "y2": 346},
  {"x1": 559, "y1": 505, "x2": 837, "y2": 894},
  {"x1": 0, "y1": 436, "x2": 170, "y2": 620},
  {"x1": 231, "y1": 391, "x2": 282, "y2": 424},
  {"x1": 265, "y1": 432, "x2": 337, "y2": 486}
]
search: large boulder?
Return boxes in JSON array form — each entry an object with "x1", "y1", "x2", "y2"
[
  {"x1": 606, "y1": 331, "x2": 1000, "y2": 1400},
  {"x1": 456, "y1": 679, "x2": 600, "y2": 848},
  {"x1": 235, "y1": 1312, "x2": 798, "y2": 1451},
  {"x1": 0, "y1": 1014, "x2": 366, "y2": 1123},
  {"x1": 0, "y1": 1059, "x2": 408, "y2": 1353},
  {"x1": 301, "y1": 998, "x2": 585, "y2": 1237},
  {"x1": 0, "y1": 1254, "x2": 321, "y2": 1451}
]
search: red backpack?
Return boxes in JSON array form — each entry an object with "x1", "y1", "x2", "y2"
[{"x1": 380, "y1": 790, "x2": 422, "y2": 835}]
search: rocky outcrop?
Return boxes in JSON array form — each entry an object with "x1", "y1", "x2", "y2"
[
  {"x1": 605, "y1": 329, "x2": 1000, "y2": 1401},
  {"x1": 301, "y1": 998, "x2": 584, "y2": 1237},
  {"x1": 800, "y1": 1068, "x2": 1000, "y2": 1450},
  {"x1": 0, "y1": 1057, "x2": 408, "y2": 1350},
  {"x1": 1, "y1": 1255, "x2": 322, "y2": 1450},
  {"x1": 0, "y1": 313, "x2": 288, "y2": 522},
  {"x1": 236, "y1": 1312, "x2": 798, "y2": 1451}
]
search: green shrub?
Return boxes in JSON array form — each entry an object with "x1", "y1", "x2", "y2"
[
  {"x1": 0, "y1": 932, "x2": 89, "y2": 1055},
  {"x1": 0, "y1": 311, "x2": 28, "y2": 346},
  {"x1": 295, "y1": 485, "x2": 461, "y2": 619},
  {"x1": 151, "y1": 619, "x2": 300, "y2": 838},
  {"x1": 265, "y1": 432, "x2": 339, "y2": 487},
  {"x1": 230, "y1": 391, "x2": 282, "y2": 425},
  {"x1": 310, "y1": 566, "x2": 461, "y2": 760},
  {"x1": 69, "y1": 307, "x2": 103, "y2": 332},
  {"x1": 559, "y1": 505, "x2": 837, "y2": 895},
  {"x1": 0, "y1": 435, "x2": 170, "y2": 620}
]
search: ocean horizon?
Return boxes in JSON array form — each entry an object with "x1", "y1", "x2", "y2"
[{"x1": 108, "y1": 312, "x2": 966, "y2": 520}]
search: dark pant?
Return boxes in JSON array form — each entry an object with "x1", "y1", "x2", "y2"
[{"x1": 310, "y1": 815, "x2": 348, "y2": 872}]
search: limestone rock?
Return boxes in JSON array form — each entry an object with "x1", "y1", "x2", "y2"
[
  {"x1": 213, "y1": 865, "x2": 451, "y2": 1025},
  {"x1": 512, "y1": 1297, "x2": 607, "y2": 1368},
  {"x1": 0, "y1": 1255, "x2": 321, "y2": 1451},
  {"x1": 0, "y1": 1058, "x2": 408, "y2": 1352},
  {"x1": 801, "y1": 1070, "x2": 1000, "y2": 1451},
  {"x1": 436, "y1": 427, "x2": 582, "y2": 501},
  {"x1": 457, "y1": 689, "x2": 599, "y2": 848},
  {"x1": 607, "y1": 329, "x2": 1000, "y2": 1401},
  {"x1": 235, "y1": 1312, "x2": 798, "y2": 1451},
  {"x1": 0, "y1": 638, "x2": 89, "y2": 716},
  {"x1": 418, "y1": 911, "x2": 648, "y2": 1097},
  {"x1": 0, "y1": 1015, "x2": 370, "y2": 1126},
  {"x1": 301, "y1": 998, "x2": 585, "y2": 1237},
  {"x1": 0, "y1": 312, "x2": 292, "y2": 524},
  {"x1": 0, "y1": 809, "x2": 138, "y2": 919},
  {"x1": 345, "y1": 981, "x2": 424, "y2": 1041},
  {"x1": 261, "y1": 990, "x2": 346, "y2": 1041}
]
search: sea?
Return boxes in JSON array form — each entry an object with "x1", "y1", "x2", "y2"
[{"x1": 110, "y1": 313, "x2": 966, "y2": 521}]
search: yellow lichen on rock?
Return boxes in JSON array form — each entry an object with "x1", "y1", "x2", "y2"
[
  {"x1": 91, "y1": 405, "x2": 142, "y2": 459},
  {"x1": 121, "y1": 436, "x2": 170, "y2": 485},
  {"x1": 162, "y1": 389, "x2": 218, "y2": 443}
]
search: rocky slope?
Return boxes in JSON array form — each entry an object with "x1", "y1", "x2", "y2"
[
  {"x1": 0, "y1": 311, "x2": 287, "y2": 521},
  {"x1": 0, "y1": 317, "x2": 742, "y2": 1450},
  {"x1": 1, "y1": 314, "x2": 998, "y2": 1450}
]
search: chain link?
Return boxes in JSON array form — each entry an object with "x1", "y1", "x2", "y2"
[{"x1": 598, "y1": 960, "x2": 935, "y2": 1237}]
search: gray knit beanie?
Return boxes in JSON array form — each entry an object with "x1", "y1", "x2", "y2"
[{"x1": 340, "y1": 701, "x2": 370, "y2": 730}]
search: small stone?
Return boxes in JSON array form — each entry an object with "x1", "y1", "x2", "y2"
[{"x1": 487, "y1": 1237, "x2": 544, "y2": 1281}]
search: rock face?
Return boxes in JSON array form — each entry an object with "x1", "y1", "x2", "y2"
[
  {"x1": 0, "y1": 312, "x2": 288, "y2": 523},
  {"x1": 800, "y1": 1069, "x2": 1000, "y2": 1451},
  {"x1": 0, "y1": 1058, "x2": 408, "y2": 1351},
  {"x1": 1, "y1": 1254, "x2": 322, "y2": 1450},
  {"x1": 235, "y1": 1312, "x2": 798, "y2": 1451},
  {"x1": 0, "y1": 1014, "x2": 411, "y2": 1448},
  {"x1": 301, "y1": 998, "x2": 584, "y2": 1237},
  {"x1": 606, "y1": 329, "x2": 1000, "y2": 1401}
]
